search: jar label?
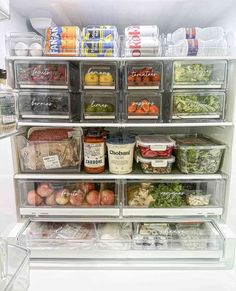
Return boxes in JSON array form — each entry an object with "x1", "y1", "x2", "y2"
[
  {"x1": 43, "y1": 155, "x2": 61, "y2": 169},
  {"x1": 84, "y1": 142, "x2": 105, "y2": 168}
]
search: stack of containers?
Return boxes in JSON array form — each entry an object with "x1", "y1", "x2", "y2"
[
  {"x1": 44, "y1": 26, "x2": 81, "y2": 56},
  {"x1": 81, "y1": 25, "x2": 119, "y2": 57},
  {"x1": 135, "y1": 135, "x2": 176, "y2": 174},
  {"x1": 124, "y1": 25, "x2": 162, "y2": 57}
]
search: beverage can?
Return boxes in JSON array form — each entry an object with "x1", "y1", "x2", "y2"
[
  {"x1": 44, "y1": 39, "x2": 79, "y2": 56},
  {"x1": 45, "y1": 26, "x2": 80, "y2": 40},
  {"x1": 81, "y1": 40, "x2": 117, "y2": 57},
  {"x1": 125, "y1": 25, "x2": 159, "y2": 39},
  {"x1": 82, "y1": 25, "x2": 118, "y2": 41},
  {"x1": 125, "y1": 38, "x2": 161, "y2": 57}
]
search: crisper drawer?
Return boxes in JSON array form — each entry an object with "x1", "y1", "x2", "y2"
[
  {"x1": 14, "y1": 61, "x2": 79, "y2": 90},
  {"x1": 18, "y1": 90, "x2": 80, "y2": 121},
  {"x1": 171, "y1": 60, "x2": 227, "y2": 89},
  {"x1": 14, "y1": 219, "x2": 228, "y2": 261},
  {"x1": 80, "y1": 62, "x2": 118, "y2": 90},
  {"x1": 123, "y1": 179, "x2": 225, "y2": 217},
  {"x1": 17, "y1": 179, "x2": 120, "y2": 217}
]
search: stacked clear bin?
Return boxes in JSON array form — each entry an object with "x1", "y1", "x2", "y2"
[
  {"x1": 168, "y1": 60, "x2": 227, "y2": 122},
  {"x1": 80, "y1": 61, "x2": 119, "y2": 122},
  {"x1": 14, "y1": 60, "x2": 80, "y2": 122},
  {"x1": 124, "y1": 61, "x2": 163, "y2": 122}
]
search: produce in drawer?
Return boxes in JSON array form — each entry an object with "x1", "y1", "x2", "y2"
[
  {"x1": 174, "y1": 63, "x2": 212, "y2": 83},
  {"x1": 173, "y1": 94, "x2": 222, "y2": 116},
  {"x1": 15, "y1": 63, "x2": 67, "y2": 84},
  {"x1": 185, "y1": 190, "x2": 211, "y2": 206},
  {"x1": 173, "y1": 134, "x2": 226, "y2": 174},
  {"x1": 84, "y1": 70, "x2": 114, "y2": 87},
  {"x1": 128, "y1": 66, "x2": 161, "y2": 87},
  {"x1": 26, "y1": 182, "x2": 116, "y2": 207},
  {"x1": 127, "y1": 182, "x2": 185, "y2": 208},
  {"x1": 85, "y1": 100, "x2": 115, "y2": 116},
  {"x1": 128, "y1": 98, "x2": 159, "y2": 117}
]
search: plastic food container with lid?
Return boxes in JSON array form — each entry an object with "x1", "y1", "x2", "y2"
[
  {"x1": 106, "y1": 135, "x2": 136, "y2": 174},
  {"x1": 136, "y1": 135, "x2": 175, "y2": 158},
  {"x1": 136, "y1": 153, "x2": 175, "y2": 174},
  {"x1": 173, "y1": 134, "x2": 226, "y2": 174}
]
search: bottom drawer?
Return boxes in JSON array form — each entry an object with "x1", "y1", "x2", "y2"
[{"x1": 12, "y1": 219, "x2": 229, "y2": 262}]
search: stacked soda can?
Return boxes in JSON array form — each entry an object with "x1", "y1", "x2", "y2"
[
  {"x1": 44, "y1": 26, "x2": 80, "y2": 56},
  {"x1": 124, "y1": 25, "x2": 161, "y2": 57},
  {"x1": 81, "y1": 25, "x2": 119, "y2": 57}
]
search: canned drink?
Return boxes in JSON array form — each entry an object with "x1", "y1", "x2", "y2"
[
  {"x1": 44, "y1": 39, "x2": 79, "y2": 56},
  {"x1": 125, "y1": 48, "x2": 160, "y2": 57},
  {"x1": 82, "y1": 25, "x2": 118, "y2": 41},
  {"x1": 81, "y1": 40, "x2": 117, "y2": 57},
  {"x1": 45, "y1": 26, "x2": 80, "y2": 40},
  {"x1": 125, "y1": 38, "x2": 160, "y2": 49},
  {"x1": 125, "y1": 25, "x2": 159, "y2": 39}
]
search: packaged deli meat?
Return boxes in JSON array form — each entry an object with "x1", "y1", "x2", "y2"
[{"x1": 17, "y1": 127, "x2": 83, "y2": 172}]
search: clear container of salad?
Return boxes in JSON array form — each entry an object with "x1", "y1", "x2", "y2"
[
  {"x1": 173, "y1": 134, "x2": 226, "y2": 174},
  {"x1": 136, "y1": 153, "x2": 175, "y2": 174},
  {"x1": 172, "y1": 60, "x2": 227, "y2": 89},
  {"x1": 136, "y1": 135, "x2": 175, "y2": 158},
  {"x1": 170, "y1": 90, "x2": 226, "y2": 122}
]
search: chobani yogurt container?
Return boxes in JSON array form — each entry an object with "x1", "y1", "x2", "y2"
[{"x1": 107, "y1": 135, "x2": 135, "y2": 174}]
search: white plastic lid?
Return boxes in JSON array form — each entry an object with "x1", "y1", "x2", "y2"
[
  {"x1": 136, "y1": 135, "x2": 176, "y2": 149},
  {"x1": 136, "y1": 154, "x2": 175, "y2": 167}
]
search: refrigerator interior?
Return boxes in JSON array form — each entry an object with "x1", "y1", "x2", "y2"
[{"x1": 1, "y1": 0, "x2": 236, "y2": 272}]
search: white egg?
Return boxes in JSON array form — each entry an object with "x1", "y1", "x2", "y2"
[
  {"x1": 29, "y1": 42, "x2": 43, "y2": 56},
  {"x1": 14, "y1": 42, "x2": 28, "y2": 56}
]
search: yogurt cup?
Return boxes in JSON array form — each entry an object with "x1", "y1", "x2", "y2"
[{"x1": 107, "y1": 135, "x2": 135, "y2": 174}]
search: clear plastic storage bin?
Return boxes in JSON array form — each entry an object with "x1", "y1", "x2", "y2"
[
  {"x1": 124, "y1": 180, "x2": 224, "y2": 210},
  {"x1": 136, "y1": 135, "x2": 175, "y2": 158},
  {"x1": 18, "y1": 90, "x2": 80, "y2": 121},
  {"x1": 6, "y1": 32, "x2": 43, "y2": 57},
  {"x1": 124, "y1": 38, "x2": 162, "y2": 57},
  {"x1": 172, "y1": 60, "x2": 227, "y2": 89},
  {"x1": 0, "y1": 91, "x2": 17, "y2": 136},
  {"x1": 125, "y1": 61, "x2": 163, "y2": 90},
  {"x1": 16, "y1": 127, "x2": 83, "y2": 173},
  {"x1": 173, "y1": 134, "x2": 226, "y2": 174},
  {"x1": 81, "y1": 40, "x2": 118, "y2": 57},
  {"x1": 1, "y1": 243, "x2": 30, "y2": 291},
  {"x1": 136, "y1": 153, "x2": 175, "y2": 174},
  {"x1": 17, "y1": 179, "x2": 118, "y2": 212},
  {"x1": 125, "y1": 91, "x2": 162, "y2": 121},
  {"x1": 19, "y1": 222, "x2": 96, "y2": 251},
  {"x1": 14, "y1": 61, "x2": 79, "y2": 90},
  {"x1": 82, "y1": 92, "x2": 118, "y2": 121},
  {"x1": 96, "y1": 223, "x2": 132, "y2": 250},
  {"x1": 170, "y1": 90, "x2": 226, "y2": 121},
  {"x1": 81, "y1": 62, "x2": 118, "y2": 90}
]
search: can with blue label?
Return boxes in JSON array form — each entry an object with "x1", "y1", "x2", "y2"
[
  {"x1": 81, "y1": 40, "x2": 117, "y2": 57},
  {"x1": 82, "y1": 25, "x2": 118, "y2": 41}
]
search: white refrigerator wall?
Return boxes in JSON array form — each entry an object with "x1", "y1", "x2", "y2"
[{"x1": 0, "y1": 9, "x2": 27, "y2": 236}]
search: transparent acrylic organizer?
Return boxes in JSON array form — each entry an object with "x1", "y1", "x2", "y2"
[
  {"x1": 125, "y1": 91, "x2": 162, "y2": 122},
  {"x1": 172, "y1": 60, "x2": 227, "y2": 89},
  {"x1": 0, "y1": 91, "x2": 17, "y2": 136},
  {"x1": 18, "y1": 90, "x2": 80, "y2": 121},
  {"x1": 1, "y1": 244, "x2": 30, "y2": 291},
  {"x1": 82, "y1": 91, "x2": 118, "y2": 121},
  {"x1": 14, "y1": 61, "x2": 79, "y2": 91},
  {"x1": 123, "y1": 37, "x2": 162, "y2": 57},
  {"x1": 81, "y1": 62, "x2": 118, "y2": 90},
  {"x1": 17, "y1": 179, "x2": 119, "y2": 217},
  {"x1": 6, "y1": 32, "x2": 43, "y2": 57},
  {"x1": 169, "y1": 90, "x2": 226, "y2": 122},
  {"x1": 125, "y1": 61, "x2": 163, "y2": 90}
]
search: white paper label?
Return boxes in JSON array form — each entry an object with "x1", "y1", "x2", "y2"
[
  {"x1": 2, "y1": 115, "x2": 15, "y2": 124},
  {"x1": 84, "y1": 142, "x2": 105, "y2": 168},
  {"x1": 150, "y1": 145, "x2": 167, "y2": 151},
  {"x1": 43, "y1": 155, "x2": 61, "y2": 169},
  {"x1": 151, "y1": 160, "x2": 168, "y2": 167}
]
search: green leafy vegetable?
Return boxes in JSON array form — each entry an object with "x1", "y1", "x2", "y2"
[{"x1": 174, "y1": 64, "x2": 212, "y2": 83}]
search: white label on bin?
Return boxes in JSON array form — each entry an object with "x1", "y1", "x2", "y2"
[
  {"x1": 2, "y1": 115, "x2": 15, "y2": 124},
  {"x1": 150, "y1": 145, "x2": 167, "y2": 151},
  {"x1": 151, "y1": 160, "x2": 168, "y2": 167},
  {"x1": 43, "y1": 155, "x2": 61, "y2": 169}
]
